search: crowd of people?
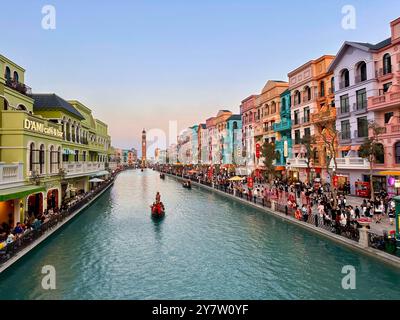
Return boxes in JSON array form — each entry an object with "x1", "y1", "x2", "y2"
[{"x1": 159, "y1": 165, "x2": 397, "y2": 235}]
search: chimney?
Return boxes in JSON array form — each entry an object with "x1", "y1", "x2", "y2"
[{"x1": 390, "y1": 17, "x2": 400, "y2": 43}]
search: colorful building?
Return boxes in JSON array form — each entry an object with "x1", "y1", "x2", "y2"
[
  {"x1": 0, "y1": 54, "x2": 112, "y2": 228},
  {"x1": 274, "y1": 89, "x2": 292, "y2": 167},
  {"x1": 287, "y1": 55, "x2": 335, "y2": 182},
  {"x1": 197, "y1": 123, "x2": 208, "y2": 165},
  {"x1": 240, "y1": 95, "x2": 258, "y2": 173}
]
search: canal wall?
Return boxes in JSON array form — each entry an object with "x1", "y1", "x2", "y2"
[
  {"x1": 166, "y1": 173, "x2": 400, "y2": 269},
  {"x1": 0, "y1": 179, "x2": 115, "y2": 274}
]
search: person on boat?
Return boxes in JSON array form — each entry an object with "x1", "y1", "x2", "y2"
[{"x1": 156, "y1": 192, "x2": 161, "y2": 203}]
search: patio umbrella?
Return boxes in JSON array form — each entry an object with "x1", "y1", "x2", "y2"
[
  {"x1": 89, "y1": 178, "x2": 105, "y2": 183},
  {"x1": 228, "y1": 176, "x2": 244, "y2": 182}
]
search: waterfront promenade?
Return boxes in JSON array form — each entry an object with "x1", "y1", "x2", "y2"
[{"x1": 158, "y1": 169, "x2": 400, "y2": 268}]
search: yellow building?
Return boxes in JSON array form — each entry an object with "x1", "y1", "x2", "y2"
[{"x1": 0, "y1": 54, "x2": 112, "y2": 228}]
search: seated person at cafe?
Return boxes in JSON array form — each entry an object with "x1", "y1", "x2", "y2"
[{"x1": 13, "y1": 222, "x2": 24, "y2": 235}]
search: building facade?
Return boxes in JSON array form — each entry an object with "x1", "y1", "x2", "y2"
[{"x1": 274, "y1": 89, "x2": 292, "y2": 167}]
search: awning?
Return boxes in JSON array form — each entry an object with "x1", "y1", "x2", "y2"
[
  {"x1": 89, "y1": 178, "x2": 105, "y2": 183},
  {"x1": 340, "y1": 146, "x2": 351, "y2": 151},
  {"x1": 351, "y1": 145, "x2": 361, "y2": 151},
  {"x1": 0, "y1": 185, "x2": 45, "y2": 202},
  {"x1": 376, "y1": 171, "x2": 400, "y2": 176},
  {"x1": 275, "y1": 166, "x2": 286, "y2": 171},
  {"x1": 91, "y1": 170, "x2": 110, "y2": 177}
]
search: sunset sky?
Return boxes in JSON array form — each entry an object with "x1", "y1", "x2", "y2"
[{"x1": 2, "y1": 0, "x2": 399, "y2": 155}]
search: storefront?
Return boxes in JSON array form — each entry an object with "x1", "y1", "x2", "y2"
[
  {"x1": 62, "y1": 177, "x2": 88, "y2": 202},
  {"x1": 46, "y1": 188, "x2": 59, "y2": 211}
]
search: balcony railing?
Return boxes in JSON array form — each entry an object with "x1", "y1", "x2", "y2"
[
  {"x1": 381, "y1": 123, "x2": 400, "y2": 135},
  {"x1": 286, "y1": 158, "x2": 308, "y2": 168},
  {"x1": 63, "y1": 162, "x2": 105, "y2": 176},
  {"x1": 335, "y1": 157, "x2": 370, "y2": 170},
  {"x1": 376, "y1": 66, "x2": 392, "y2": 78},
  {"x1": 311, "y1": 109, "x2": 335, "y2": 123},
  {"x1": 368, "y1": 91, "x2": 400, "y2": 110},
  {"x1": 5, "y1": 78, "x2": 32, "y2": 96},
  {"x1": 0, "y1": 162, "x2": 24, "y2": 186},
  {"x1": 273, "y1": 120, "x2": 291, "y2": 132}
]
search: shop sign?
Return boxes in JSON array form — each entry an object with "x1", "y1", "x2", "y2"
[
  {"x1": 24, "y1": 119, "x2": 63, "y2": 138},
  {"x1": 255, "y1": 143, "x2": 261, "y2": 159},
  {"x1": 248, "y1": 177, "x2": 253, "y2": 189},
  {"x1": 395, "y1": 180, "x2": 400, "y2": 188},
  {"x1": 333, "y1": 175, "x2": 338, "y2": 188}
]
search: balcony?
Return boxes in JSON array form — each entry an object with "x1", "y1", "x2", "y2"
[
  {"x1": 4, "y1": 78, "x2": 32, "y2": 97},
  {"x1": 335, "y1": 157, "x2": 370, "y2": 170},
  {"x1": 368, "y1": 91, "x2": 400, "y2": 111},
  {"x1": 286, "y1": 157, "x2": 308, "y2": 168},
  {"x1": 375, "y1": 66, "x2": 392, "y2": 78},
  {"x1": 0, "y1": 162, "x2": 24, "y2": 187},
  {"x1": 63, "y1": 162, "x2": 106, "y2": 177},
  {"x1": 311, "y1": 108, "x2": 336, "y2": 124},
  {"x1": 273, "y1": 119, "x2": 291, "y2": 132},
  {"x1": 381, "y1": 123, "x2": 400, "y2": 135}
]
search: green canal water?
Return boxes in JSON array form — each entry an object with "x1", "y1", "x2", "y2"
[{"x1": 0, "y1": 169, "x2": 399, "y2": 300}]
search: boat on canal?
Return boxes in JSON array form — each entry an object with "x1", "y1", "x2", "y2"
[{"x1": 151, "y1": 202, "x2": 165, "y2": 218}]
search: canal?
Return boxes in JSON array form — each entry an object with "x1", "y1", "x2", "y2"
[{"x1": 0, "y1": 169, "x2": 399, "y2": 300}]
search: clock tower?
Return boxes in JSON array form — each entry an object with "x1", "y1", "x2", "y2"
[{"x1": 141, "y1": 129, "x2": 147, "y2": 167}]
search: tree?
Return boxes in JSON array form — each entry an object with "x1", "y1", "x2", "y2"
[
  {"x1": 319, "y1": 122, "x2": 339, "y2": 208},
  {"x1": 261, "y1": 141, "x2": 279, "y2": 182},
  {"x1": 300, "y1": 135, "x2": 316, "y2": 183},
  {"x1": 359, "y1": 121, "x2": 385, "y2": 201}
]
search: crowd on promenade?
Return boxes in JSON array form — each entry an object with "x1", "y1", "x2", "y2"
[
  {"x1": 158, "y1": 165, "x2": 398, "y2": 251},
  {"x1": 0, "y1": 168, "x2": 122, "y2": 263}
]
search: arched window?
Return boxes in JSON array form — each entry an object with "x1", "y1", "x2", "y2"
[
  {"x1": 341, "y1": 69, "x2": 350, "y2": 88},
  {"x1": 3, "y1": 99, "x2": 8, "y2": 111},
  {"x1": 29, "y1": 142, "x2": 35, "y2": 172},
  {"x1": 330, "y1": 77, "x2": 335, "y2": 93},
  {"x1": 383, "y1": 53, "x2": 392, "y2": 75},
  {"x1": 295, "y1": 91, "x2": 301, "y2": 105},
  {"x1": 264, "y1": 104, "x2": 269, "y2": 116},
  {"x1": 281, "y1": 97, "x2": 286, "y2": 111},
  {"x1": 320, "y1": 81, "x2": 325, "y2": 97},
  {"x1": 375, "y1": 144, "x2": 385, "y2": 164},
  {"x1": 271, "y1": 102, "x2": 276, "y2": 114},
  {"x1": 50, "y1": 146, "x2": 55, "y2": 173},
  {"x1": 357, "y1": 61, "x2": 367, "y2": 82},
  {"x1": 305, "y1": 86, "x2": 311, "y2": 101},
  {"x1": 5, "y1": 67, "x2": 11, "y2": 81},
  {"x1": 233, "y1": 121, "x2": 238, "y2": 130},
  {"x1": 39, "y1": 144, "x2": 45, "y2": 174},
  {"x1": 57, "y1": 147, "x2": 61, "y2": 169},
  {"x1": 395, "y1": 142, "x2": 400, "y2": 164},
  {"x1": 16, "y1": 104, "x2": 27, "y2": 111},
  {"x1": 13, "y1": 71, "x2": 19, "y2": 83}
]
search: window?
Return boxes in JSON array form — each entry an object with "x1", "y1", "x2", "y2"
[
  {"x1": 39, "y1": 144, "x2": 45, "y2": 174},
  {"x1": 57, "y1": 147, "x2": 61, "y2": 169},
  {"x1": 83, "y1": 151, "x2": 87, "y2": 162},
  {"x1": 395, "y1": 142, "x2": 400, "y2": 164},
  {"x1": 383, "y1": 82, "x2": 392, "y2": 93},
  {"x1": 356, "y1": 88, "x2": 367, "y2": 110},
  {"x1": 375, "y1": 144, "x2": 384, "y2": 164},
  {"x1": 271, "y1": 102, "x2": 276, "y2": 114},
  {"x1": 341, "y1": 120, "x2": 351, "y2": 139},
  {"x1": 13, "y1": 71, "x2": 19, "y2": 83},
  {"x1": 271, "y1": 137, "x2": 276, "y2": 144},
  {"x1": 340, "y1": 94, "x2": 349, "y2": 113},
  {"x1": 294, "y1": 110, "x2": 300, "y2": 125},
  {"x1": 383, "y1": 53, "x2": 392, "y2": 75},
  {"x1": 357, "y1": 62, "x2": 367, "y2": 82},
  {"x1": 5, "y1": 67, "x2": 11, "y2": 81},
  {"x1": 63, "y1": 150, "x2": 69, "y2": 162},
  {"x1": 304, "y1": 107, "x2": 310, "y2": 123},
  {"x1": 264, "y1": 105, "x2": 269, "y2": 116},
  {"x1": 320, "y1": 81, "x2": 325, "y2": 97},
  {"x1": 74, "y1": 150, "x2": 79, "y2": 162},
  {"x1": 29, "y1": 143, "x2": 35, "y2": 172},
  {"x1": 304, "y1": 128, "x2": 311, "y2": 138},
  {"x1": 305, "y1": 86, "x2": 311, "y2": 101},
  {"x1": 384, "y1": 112, "x2": 393, "y2": 124},
  {"x1": 341, "y1": 69, "x2": 350, "y2": 88},
  {"x1": 357, "y1": 117, "x2": 368, "y2": 138},
  {"x1": 294, "y1": 130, "x2": 301, "y2": 144},
  {"x1": 330, "y1": 77, "x2": 335, "y2": 93},
  {"x1": 295, "y1": 91, "x2": 301, "y2": 105},
  {"x1": 281, "y1": 98, "x2": 286, "y2": 111}
]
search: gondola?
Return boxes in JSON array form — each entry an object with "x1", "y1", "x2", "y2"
[{"x1": 151, "y1": 203, "x2": 165, "y2": 218}]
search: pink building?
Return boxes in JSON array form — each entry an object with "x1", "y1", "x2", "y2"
[
  {"x1": 240, "y1": 95, "x2": 258, "y2": 170},
  {"x1": 367, "y1": 17, "x2": 400, "y2": 196}
]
